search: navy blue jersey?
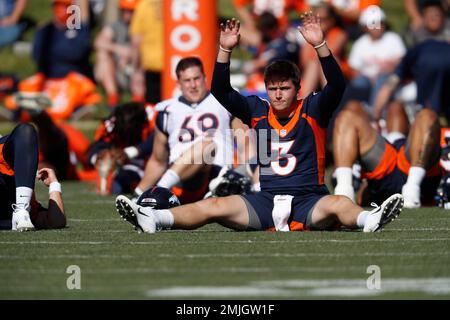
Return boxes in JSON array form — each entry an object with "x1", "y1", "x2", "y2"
[{"x1": 212, "y1": 54, "x2": 346, "y2": 195}]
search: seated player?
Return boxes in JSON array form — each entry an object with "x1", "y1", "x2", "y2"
[
  {"x1": 0, "y1": 124, "x2": 66, "y2": 231},
  {"x1": 115, "y1": 14, "x2": 404, "y2": 234},
  {"x1": 87, "y1": 101, "x2": 155, "y2": 194},
  {"x1": 132, "y1": 57, "x2": 235, "y2": 204},
  {"x1": 333, "y1": 102, "x2": 441, "y2": 208},
  {"x1": 94, "y1": 0, "x2": 144, "y2": 108}
]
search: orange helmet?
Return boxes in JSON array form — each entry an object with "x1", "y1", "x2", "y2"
[{"x1": 119, "y1": 0, "x2": 139, "y2": 11}]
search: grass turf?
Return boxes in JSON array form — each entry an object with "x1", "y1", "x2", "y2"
[{"x1": 0, "y1": 181, "x2": 449, "y2": 299}]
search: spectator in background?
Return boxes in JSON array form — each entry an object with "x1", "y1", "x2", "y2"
[
  {"x1": 372, "y1": 39, "x2": 450, "y2": 125},
  {"x1": 300, "y1": 3, "x2": 348, "y2": 98},
  {"x1": 0, "y1": 0, "x2": 27, "y2": 48},
  {"x1": 130, "y1": 0, "x2": 162, "y2": 104},
  {"x1": 34, "y1": 0, "x2": 91, "y2": 79},
  {"x1": 243, "y1": 11, "x2": 300, "y2": 94},
  {"x1": 232, "y1": 0, "x2": 307, "y2": 50},
  {"x1": 94, "y1": 0, "x2": 144, "y2": 108},
  {"x1": 406, "y1": 0, "x2": 450, "y2": 46},
  {"x1": 344, "y1": 6, "x2": 406, "y2": 114},
  {"x1": 404, "y1": 0, "x2": 449, "y2": 31},
  {"x1": 4, "y1": 0, "x2": 101, "y2": 121},
  {"x1": 328, "y1": 0, "x2": 380, "y2": 40}
]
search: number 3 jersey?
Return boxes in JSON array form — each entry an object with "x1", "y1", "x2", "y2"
[
  {"x1": 155, "y1": 93, "x2": 234, "y2": 167},
  {"x1": 211, "y1": 54, "x2": 346, "y2": 196}
]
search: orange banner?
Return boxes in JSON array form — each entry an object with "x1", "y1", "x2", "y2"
[{"x1": 163, "y1": 0, "x2": 217, "y2": 99}]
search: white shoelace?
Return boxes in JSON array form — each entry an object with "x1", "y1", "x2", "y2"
[{"x1": 11, "y1": 203, "x2": 30, "y2": 213}]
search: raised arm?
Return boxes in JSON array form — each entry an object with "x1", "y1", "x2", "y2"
[
  {"x1": 211, "y1": 19, "x2": 253, "y2": 125},
  {"x1": 298, "y1": 12, "x2": 346, "y2": 117}
]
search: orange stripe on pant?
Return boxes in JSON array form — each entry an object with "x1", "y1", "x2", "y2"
[{"x1": 362, "y1": 143, "x2": 397, "y2": 180}]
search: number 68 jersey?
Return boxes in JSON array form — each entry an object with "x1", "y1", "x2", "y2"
[{"x1": 155, "y1": 93, "x2": 234, "y2": 167}]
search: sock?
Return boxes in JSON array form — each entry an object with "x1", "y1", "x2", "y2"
[
  {"x1": 16, "y1": 187, "x2": 33, "y2": 211},
  {"x1": 134, "y1": 187, "x2": 144, "y2": 197},
  {"x1": 154, "y1": 209, "x2": 174, "y2": 229},
  {"x1": 335, "y1": 167, "x2": 353, "y2": 187},
  {"x1": 252, "y1": 182, "x2": 261, "y2": 192},
  {"x1": 405, "y1": 166, "x2": 426, "y2": 187},
  {"x1": 157, "y1": 169, "x2": 180, "y2": 189},
  {"x1": 385, "y1": 131, "x2": 405, "y2": 144},
  {"x1": 357, "y1": 210, "x2": 369, "y2": 228}
]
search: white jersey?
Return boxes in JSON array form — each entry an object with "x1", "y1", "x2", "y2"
[{"x1": 155, "y1": 93, "x2": 234, "y2": 167}]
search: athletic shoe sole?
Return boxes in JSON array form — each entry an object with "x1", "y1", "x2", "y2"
[
  {"x1": 373, "y1": 194, "x2": 404, "y2": 232},
  {"x1": 115, "y1": 196, "x2": 143, "y2": 233}
]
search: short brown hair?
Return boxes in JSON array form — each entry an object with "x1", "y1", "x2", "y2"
[
  {"x1": 175, "y1": 57, "x2": 205, "y2": 79},
  {"x1": 264, "y1": 60, "x2": 301, "y2": 90}
]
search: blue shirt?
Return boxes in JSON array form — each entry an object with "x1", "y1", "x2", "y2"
[
  {"x1": 0, "y1": 0, "x2": 15, "y2": 19},
  {"x1": 32, "y1": 22, "x2": 92, "y2": 78}
]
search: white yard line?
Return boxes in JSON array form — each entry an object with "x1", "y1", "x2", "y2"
[{"x1": 146, "y1": 278, "x2": 450, "y2": 298}]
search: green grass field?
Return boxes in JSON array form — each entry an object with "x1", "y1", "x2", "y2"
[
  {"x1": 1, "y1": 180, "x2": 449, "y2": 299},
  {"x1": 1, "y1": 0, "x2": 448, "y2": 301}
]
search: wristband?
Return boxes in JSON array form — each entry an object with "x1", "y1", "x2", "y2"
[
  {"x1": 219, "y1": 45, "x2": 232, "y2": 53},
  {"x1": 49, "y1": 182, "x2": 62, "y2": 194},
  {"x1": 124, "y1": 146, "x2": 139, "y2": 159},
  {"x1": 313, "y1": 40, "x2": 327, "y2": 49}
]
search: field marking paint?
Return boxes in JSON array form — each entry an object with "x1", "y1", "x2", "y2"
[{"x1": 146, "y1": 278, "x2": 450, "y2": 298}]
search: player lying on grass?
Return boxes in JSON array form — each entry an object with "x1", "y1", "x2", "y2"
[
  {"x1": 0, "y1": 124, "x2": 66, "y2": 231},
  {"x1": 115, "y1": 13, "x2": 404, "y2": 233}
]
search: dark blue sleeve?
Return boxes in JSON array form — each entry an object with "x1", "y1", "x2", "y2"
[
  {"x1": 211, "y1": 61, "x2": 257, "y2": 126},
  {"x1": 155, "y1": 112, "x2": 168, "y2": 136},
  {"x1": 32, "y1": 25, "x2": 47, "y2": 65},
  {"x1": 58, "y1": 23, "x2": 91, "y2": 63},
  {"x1": 308, "y1": 54, "x2": 346, "y2": 126},
  {"x1": 136, "y1": 130, "x2": 154, "y2": 157}
]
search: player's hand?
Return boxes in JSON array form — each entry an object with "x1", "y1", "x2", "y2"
[
  {"x1": 37, "y1": 168, "x2": 58, "y2": 187},
  {"x1": 219, "y1": 18, "x2": 241, "y2": 51},
  {"x1": 298, "y1": 11, "x2": 324, "y2": 47}
]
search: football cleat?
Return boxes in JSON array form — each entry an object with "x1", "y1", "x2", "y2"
[
  {"x1": 11, "y1": 204, "x2": 34, "y2": 232},
  {"x1": 363, "y1": 193, "x2": 403, "y2": 232},
  {"x1": 115, "y1": 195, "x2": 156, "y2": 233}
]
